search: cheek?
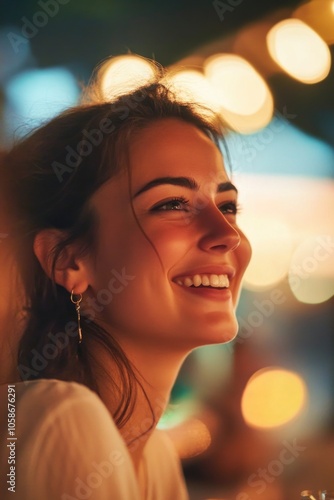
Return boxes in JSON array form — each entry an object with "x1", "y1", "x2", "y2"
[
  {"x1": 93, "y1": 225, "x2": 184, "y2": 291},
  {"x1": 139, "y1": 225, "x2": 194, "y2": 270}
]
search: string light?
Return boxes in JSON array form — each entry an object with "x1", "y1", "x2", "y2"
[
  {"x1": 204, "y1": 54, "x2": 274, "y2": 133},
  {"x1": 99, "y1": 55, "x2": 156, "y2": 100},
  {"x1": 267, "y1": 19, "x2": 331, "y2": 84}
]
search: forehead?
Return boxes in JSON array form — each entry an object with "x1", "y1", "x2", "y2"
[{"x1": 129, "y1": 118, "x2": 228, "y2": 185}]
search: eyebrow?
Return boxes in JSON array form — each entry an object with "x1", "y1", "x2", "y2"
[{"x1": 133, "y1": 176, "x2": 238, "y2": 198}]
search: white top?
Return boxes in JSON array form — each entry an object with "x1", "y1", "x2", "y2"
[{"x1": 0, "y1": 379, "x2": 189, "y2": 500}]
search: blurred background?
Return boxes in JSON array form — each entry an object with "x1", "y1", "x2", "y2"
[{"x1": 0, "y1": 0, "x2": 333, "y2": 498}]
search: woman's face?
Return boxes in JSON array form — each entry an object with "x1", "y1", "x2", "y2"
[{"x1": 84, "y1": 118, "x2": 251, "y2": 352}]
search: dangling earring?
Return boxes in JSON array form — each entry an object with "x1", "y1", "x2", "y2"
[{"x1": 71, "y1": 290, "x2": 83, "y2": 344}]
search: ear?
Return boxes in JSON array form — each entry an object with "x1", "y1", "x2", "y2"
[{"x1": 33, "y1": 229, "x2": 90, "y2": 294}]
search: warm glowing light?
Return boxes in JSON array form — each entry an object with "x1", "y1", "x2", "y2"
[
  {"x1": 234, "y1": 175, "x2": 334, "y2": 291},
  {"x1": 267, "y1": 19, "x2": 331, "y2": 84},
  {"x1": 241, "y1": 367, "x2": 307, "y2": 429},
  {"x1": 240, "y1": 216, "x2": 294, "y2": 290},
  {"x1": 204, "y1": 54, "x2": 274, "y2": 133},
  {"x1": 163, "y1": 418, "x2": 212, "y2": 459},
  {"x1": 99, "y1": 55, "x2": 156, "y2": 99},
  {"x1": 205, "y1": 55, "x2": 267, "y2": 115},
  {"x1": 166, "y1": 70, "x2": 221, "y2": 112},
  {"x1": 289, "y1": 235, "x2": 334, "y2": 304},
  {"x1": 293, "y1": 0, "x2": 334, "y2": 44}
]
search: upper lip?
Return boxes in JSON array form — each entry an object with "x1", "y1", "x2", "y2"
[{"x1": 172, "y1": 265, "x2": 236, "y2": 282}]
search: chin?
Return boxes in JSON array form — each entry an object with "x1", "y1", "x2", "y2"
[{"x1": 192, "y1": 317, "x2": 239, "y2": 347}]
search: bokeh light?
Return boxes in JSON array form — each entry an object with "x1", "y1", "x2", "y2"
[
  {"x1": 294, "y1": 0, "x2": 334, "y2": 44},
  {"x1": 166, "y1": 69, "x2": 221, "y2": 112},
  {"x1": 288, "y1": 235, "x2": 334, "y2": 304},
  {"x1": 4, "y1": 67, "x2": 80, "y2": 136},
  {"x1": 233, "y1": 175, "x2": 334, "y2": 294},
  {"x1": 240, "y1": 216, "x2": 294, "y2": 290},
  {"x1": 241, "y1": 367, "x2": 307, "y2": 429},
  {"x1": 99, "y1": 55, "x2": 156, "y2": 99},
  {"x1": 204, "y1": 54, "x2": 274, "y2": 133},
  {"x1": 267, "y1": 19, "x2": 331, "y2": 84},
  {"x1": 205, "y1": 54, "x2": 266, "y2": 115},
  {"x1": 162, "y1": 417, "x2": 212, "y2": 459}
]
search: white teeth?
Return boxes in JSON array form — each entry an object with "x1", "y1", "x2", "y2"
[
  {"x1": 210, "y1": 274, "x2": 219, "y2": 286},
  {"x1": 184, "y1": 277, "x2": 193, "y2": 287},
  {"x1": 202, "y1": 275, "x2": 210, "y2": 286},
  {"x1": 176, "y1": 274, "x2": 229, "y2": 288},
  {"x1": 193, "y1": 274, "x2": 202, "y2": 287}
]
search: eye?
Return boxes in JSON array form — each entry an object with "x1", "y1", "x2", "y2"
[
  {"x1": 219, "y1": 201, "x2": 240, "y2": 216},
  {"x1": 151, "y1": 197, "x2": 190, "y2": 212}
]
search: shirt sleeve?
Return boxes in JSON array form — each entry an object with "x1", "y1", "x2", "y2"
[{"x1": 13, "y1": 380, "x2": 140, "y2": 500}]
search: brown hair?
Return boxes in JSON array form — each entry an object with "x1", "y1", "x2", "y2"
[{"x1": 5, "y1": 80, "x2": 226, "y2": 428}]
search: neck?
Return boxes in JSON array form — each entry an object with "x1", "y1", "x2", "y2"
[{"x1": 87, "y1": 336, "x2": 188, "y2": 471}]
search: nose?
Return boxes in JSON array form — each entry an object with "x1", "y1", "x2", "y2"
[{"x1": 198, "y1": 204, "x2": 241, "y2": 253}]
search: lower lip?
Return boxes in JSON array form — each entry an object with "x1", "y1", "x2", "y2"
[{"x1": 176, "y1": 285, "x2": 232, "y2": 301}]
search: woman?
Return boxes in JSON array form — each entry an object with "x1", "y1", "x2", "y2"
[{"x1": 0, "y1": 78, "x2": 251, "y2": 499}]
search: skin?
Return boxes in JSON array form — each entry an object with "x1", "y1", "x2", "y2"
[
  {"x1": 86, "y1": 118, "x2": 250, "y2": 343},
  {"x1": 35, "y1": 118, "x2": 251, "y2": 490}
]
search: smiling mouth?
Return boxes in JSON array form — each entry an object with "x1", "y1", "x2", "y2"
[{"x1": 175, "y1": 274, "x2": 229, "y2": 289}]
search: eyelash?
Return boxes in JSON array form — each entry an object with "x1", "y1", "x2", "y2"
[
  {"x1": 151, "y1": 197, "x2": 241, "y2": 215},
  {"x1": 220, "y1": 201, "x2": 241, "y2": 216},
  {"x1": 151, "y1": 197, "x2": 190, "y2": 211}
]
